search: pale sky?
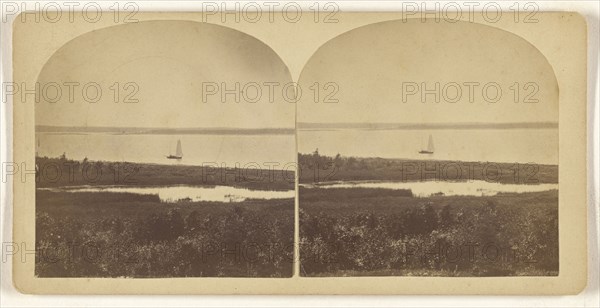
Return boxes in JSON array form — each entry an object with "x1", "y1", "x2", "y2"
[
  {"x1": 36, "y1": 20, "x2": 295, "y2": 129},
  {"x1": 297, "y1": 19, "x2": 559, "y2": 125},
  {"x1": 36, "y1": 19, "x2": 559, "y2": 128}
]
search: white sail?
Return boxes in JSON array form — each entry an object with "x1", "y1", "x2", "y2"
[
  {"x1": 175, "y1": 139, "x2": 183, "y2": 157},
  {"x1": 427, "y1": 134, "x2": 434, "y2": 152}
]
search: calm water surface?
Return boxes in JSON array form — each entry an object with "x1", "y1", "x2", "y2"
[
  {"x1": 36, "y1": 133, "x2": 295, "y2": 167},
  {"x1": 298, "y1": 128, "x2": 558, "y2": 164},
  {"x1": 40, "y1": 185, "x2": 295, "y2": 203},
  {"x1": 303, "y1": 180, "x2": 558, "y2": 197}
]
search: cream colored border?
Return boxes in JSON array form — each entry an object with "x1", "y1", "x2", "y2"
[{"x1": 12, "y1": 11, "x2": 587, "y2": 295}]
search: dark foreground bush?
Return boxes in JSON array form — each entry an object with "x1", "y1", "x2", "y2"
[
  {"x1": 300, "y1": 189, "x2": 558, "y2": 277},
  {"x1": 36, "y1": 190, "x2": 294, "y2": 277}
]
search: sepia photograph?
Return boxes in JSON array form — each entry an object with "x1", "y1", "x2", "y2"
[
  {"x1": 7, "y1": 7, "x2": 589, "y2": 296},
  {"x1": 33, "y1": 20, "x2": 296, "y2": 277},
  {"x1": 297, "y1": 19, "x2": 560, "y2": 277}
]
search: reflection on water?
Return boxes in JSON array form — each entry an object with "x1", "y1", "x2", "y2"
[
  {"x1": 302, "y1": 180, "x2": 558, "y2": 197},
  {"x1": 40, "y1": 185, "x2": 295, "y2": 203}
]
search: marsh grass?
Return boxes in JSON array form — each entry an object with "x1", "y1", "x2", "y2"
[
  {"x1": 35, "y1": 156, "x2": 295, "y2": 278},
  {"x1": 299, "y1": 189, "x2": 558, "y2": 277}
]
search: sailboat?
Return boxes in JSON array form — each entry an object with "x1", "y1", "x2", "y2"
[
  {"x1": 419, "y1": 134, "x2": 434, "y2": 154},
  {"x1": 166, "y1": 139, "x2": 183, "y2": 160}
]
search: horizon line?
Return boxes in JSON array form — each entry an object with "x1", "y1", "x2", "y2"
[
  {"x1": 297, "y1": 122, "x2": 558, "y2": 129},
  {"x1": 35, "y1": 125, "x2": 295, "y2": 135}
]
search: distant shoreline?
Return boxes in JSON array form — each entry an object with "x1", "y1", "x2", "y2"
[
  {"x1": 297, "y1": 152, "x2": 559, "y2": 168},
  {"x1": 297, "y1": 152, "x2": 559, "y2": 184},
  {"x1": 35, "y1": 156, "x2": 295, "y2": 190},
  {"x1": 35, "y1": 122, "x2": 558, "y2": 134},
  {"x1": 297, "y1": 122, "x2": 558, "y2": 130},
  {"x1": 35, "y1": 126, "x2": 295, "y2": 135}
]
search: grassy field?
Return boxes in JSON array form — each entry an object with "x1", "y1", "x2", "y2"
[
  {"x1": 300, "y1": 188, "x2": 558, "y2": 277},
  {"x1": 36, "y1": 156, "x2": 295, "y2": 190},
  {"x1": 298, "y1": 153, "x2": 558, "y2": 184},
  {"x1": 298, "y1": 153, "x2": 559, "y2": 277},
  {"x1": 36, "y1": 154, "x2": 560, "y2": 277},
  {"x1": 36, "y1": 190, "x2": 294, "y2": 277},
  {"x1": 35, "y1": 157, "x2": 295, "y2": 278}
]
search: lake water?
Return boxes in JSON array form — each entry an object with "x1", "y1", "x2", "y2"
[
  {"x1": 36, "y1": 133, "x2": 295, "y2": 167},
  {"x1": 40, "y1": 185, "x2": 295, "y2": 203},
  {"x1": 37, "y1": 128, "x2": 558, "y2": 167},
  {"x1": 298, "y1": 128, "x2": 558, "y2": 165},
  {"x1": 303, "y1": 180, "x2": 558, "y2": 197}
]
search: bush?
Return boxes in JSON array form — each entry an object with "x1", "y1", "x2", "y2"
[{"x1": 300, "y1": 190, "x2": 559, "y2": 277}]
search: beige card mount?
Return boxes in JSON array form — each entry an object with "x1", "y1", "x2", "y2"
[{"x1": 10, "y1": 11, "x2": 587, "y2": 294}]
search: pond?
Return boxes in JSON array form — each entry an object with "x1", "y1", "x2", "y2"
[
  {"x1": 39, "y1": 185, "x2": 295, "y2": 203},
  {"x1": 301, "y1": 180, "x2": 558, "y2": 197}
]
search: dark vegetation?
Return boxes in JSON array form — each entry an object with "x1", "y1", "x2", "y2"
[
  {"x1": 35, "y1": 156, "x2": 294, "y2": 277},
  {"x1": 298, "y1": 151, "x2": 558, "y2": 184},
  {"x1": 300, "y1": 188, "x2": 558, "y2": 277},
  {"x1": 36, "y1": 190, "x2": 294, "y2": 277},
  {"x1": 298, "y1": 152, "x2": 559, "y2": 277},
  {"x1": 35, "y1": 153, "x2": 560, "y2": 277},
  {"x1": 36, "y1": 156, "x2": 294, "y2": 190}
]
